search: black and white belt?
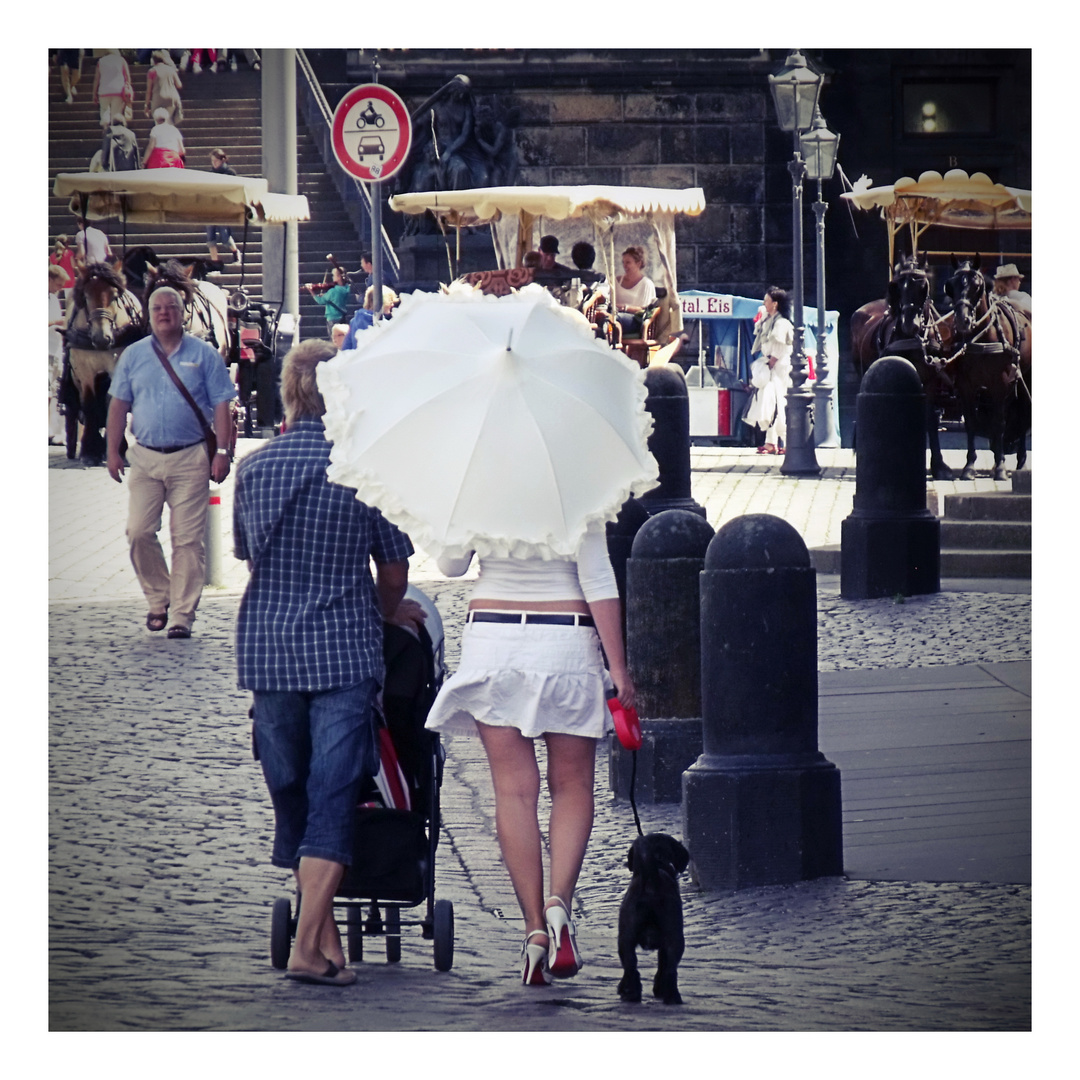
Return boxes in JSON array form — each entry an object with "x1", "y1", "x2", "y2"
[{"x1": 467, "y1": 611, "x2": 595, "y2": 627}]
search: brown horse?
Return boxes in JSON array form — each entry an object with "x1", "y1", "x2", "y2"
[
  {"x1": 61, "y1": 261, "x2": 144, "y2": 464},
  {"x1": 850, "y1": 258, "x2": 957, "y2": 479},
  {"x1": 943, "y1": 256, "x2": 1032, "y2": 480}
]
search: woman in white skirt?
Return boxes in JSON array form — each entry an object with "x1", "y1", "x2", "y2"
[
  {"x1": 426, "y1": 522, "x2": 635, "y2": 986},
  {"x1": 743, "y1": 287, "x2": 794, "y2": 454}
]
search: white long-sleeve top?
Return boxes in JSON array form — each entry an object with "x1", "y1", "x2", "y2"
[{"x1": 436, "y1": 523, "x2": 619, "y2": 603}]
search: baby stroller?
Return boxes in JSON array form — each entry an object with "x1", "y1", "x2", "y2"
[{"x1": 269, "y1": 585, "x2": 455, "y2": 971}]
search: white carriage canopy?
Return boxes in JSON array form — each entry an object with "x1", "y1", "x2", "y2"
[
  {"x1": 389, "y1": 184, "x2": 707, "y2": 333},
  {"x1": 840, "y1": 169, "x2": 1031, "y2": 266},
  {"x1": 53, "y1": 169, "x2": 311, "y2": 226}
]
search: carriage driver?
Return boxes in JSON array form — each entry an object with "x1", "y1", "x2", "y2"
[{"x1": 106, "y1": 286, "x2": 236, "y2": 638}]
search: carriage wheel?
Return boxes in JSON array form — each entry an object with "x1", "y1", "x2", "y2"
[
  {"x1": 346, "y1": 905, "x2": 364, "y2": 964},
  {"x1": 385, "y1": 906, "x2": 401, "y2": 963},
  {"x1": 270, "y1": 896, "x2": 293, "y2": 970},
  {"x1": 433, "y1": 899, "x2": 454, "y2": 971}
]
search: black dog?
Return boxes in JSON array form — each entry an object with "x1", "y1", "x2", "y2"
[{"x1": 617, "y1": 833, "x2": 690, "y2": 1005}]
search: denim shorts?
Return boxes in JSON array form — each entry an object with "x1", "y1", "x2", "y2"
[
  {"x1": 205, "y1": 224, "x2": 234, "y2": 246},
  {"x1": 252, "y1": 679, "x2": 378, "y2": 869}
]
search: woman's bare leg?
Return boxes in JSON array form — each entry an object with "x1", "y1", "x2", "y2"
[
  {"x1": 543, "y1": 732, "x2": 597, "y2": 909},
  {"x1": 476, "y1": 722, "x2": 546, "y2": 939}
]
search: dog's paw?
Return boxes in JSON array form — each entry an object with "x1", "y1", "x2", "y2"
[
  {"x1": 617, "y1": 972, "x2": 642, "y2": 1003},
  {"x1": 654, "y1": 975, "x2": 683, "y2": 1005},
  {"x1": 662, "y1": 990, "x2": 683, "y2": 1006}
]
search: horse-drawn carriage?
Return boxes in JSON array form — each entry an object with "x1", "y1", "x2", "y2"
[
  {"x1": 842, "y1": 168, "x2": 1031, "y2": 480},
  {"x1": 52, "y1": 168, "x2": 310, "y2": 464},
  {"x1": 388, "y1": 183, "x2": 706, "y2": 364}
]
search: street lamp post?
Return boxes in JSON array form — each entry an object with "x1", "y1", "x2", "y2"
[
  {"x1": 768, "y1": 50, "x2": 822, "y2": 476},
  {"x1": 800, "y1": 108, "x2": 841, "y2": 448}
]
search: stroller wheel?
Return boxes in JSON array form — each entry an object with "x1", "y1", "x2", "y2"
[
  {"x1": 346, "y1": 905, "x2": 364, "y2": 963},
  {"x1": 433, "y1": 899, "x2": 454, "y2": 971},
  {"x1": 385, "y1": 906, "x2": 401, "y2": 963},
  {"x1": 270, "y1": 896, "x2": 292, "y2": 970}
]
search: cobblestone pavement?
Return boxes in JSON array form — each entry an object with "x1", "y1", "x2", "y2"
[{"x1": 47, "y1": 441, "x2": 1033, "y2": 1037}]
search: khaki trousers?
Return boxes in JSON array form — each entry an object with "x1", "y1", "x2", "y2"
[{"x1": 125, "y1": 442, "x2": 209, "y2": 629}]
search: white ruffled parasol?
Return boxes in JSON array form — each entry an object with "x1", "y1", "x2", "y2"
[{"x1": 318, "y1": 284, "x2": 658, "y2": 560}]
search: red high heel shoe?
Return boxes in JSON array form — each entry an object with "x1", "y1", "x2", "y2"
[
  {"x1": 521, "y1": 930, "x2": 551, "y2": 985},
  {"x1": 545, "y1": 897, "x2": 582, "y2": 978}
]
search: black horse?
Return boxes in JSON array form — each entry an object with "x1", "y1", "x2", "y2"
[
  {"x1": 943, "y1": 256, "x2": 1032, "y2": 481},
  {"x1": 850, "y1": 257, "x2": 957, "y2": 479}
]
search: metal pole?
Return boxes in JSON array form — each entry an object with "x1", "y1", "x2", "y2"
[
  {"x1": 371, "y1": 53, "x2": 384, "y2": 321},
  {"x1": 812, "y1": 180, "x2": 840, "y2": 447},
  {"x1": 780, "y1": 136, "x2": 821, "y2": 477},
  {"x1": 204, "y1": 486, "x2": 223, "y2": 586}
]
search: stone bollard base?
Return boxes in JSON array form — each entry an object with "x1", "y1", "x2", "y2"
[
  {"x1": 609, "y1": 717, "x2": 703, "y2": 804},
  {"x1": 682, "y1": 753, "x2": 843, "y2": 890},
  {"x1": 840, "y1": 514, "x2": 940, "y2": 599}
]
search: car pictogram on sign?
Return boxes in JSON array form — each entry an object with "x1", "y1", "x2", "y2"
[{"x1": 358, "y1": 135, "x2": 385, "y2": 160}]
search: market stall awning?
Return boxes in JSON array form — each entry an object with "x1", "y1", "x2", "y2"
[
  {"x1": 389, "y1": 184, "x2": 706, "y2": 228},
  {"x1": 53, "y1": 169, "x2": 311, "y2": 226}
]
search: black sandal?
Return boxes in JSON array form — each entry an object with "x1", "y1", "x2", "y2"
[{"x1": 146, "y1": 611, "x2": 168, "y2": 632}]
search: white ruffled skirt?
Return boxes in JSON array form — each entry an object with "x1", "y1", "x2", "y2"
[{"x1": 425, "y1": 621, "x2": 614, "y2": 739}]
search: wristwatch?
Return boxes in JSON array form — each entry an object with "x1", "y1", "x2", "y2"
[{"x1": 215, "y1": 449, "x2": 229, "y2": 457}]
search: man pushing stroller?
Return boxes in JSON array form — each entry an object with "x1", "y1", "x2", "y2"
[{"x1": 233, "y1": 339, "x2": 424, "y2": 986}]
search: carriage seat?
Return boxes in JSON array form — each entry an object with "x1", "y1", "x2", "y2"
[
  {"x1": 239, "y1": 326, "x2": 260, "y2": 363},
  {"x1": 614, "y1": 301, "x2": 662, "y2": 368}
]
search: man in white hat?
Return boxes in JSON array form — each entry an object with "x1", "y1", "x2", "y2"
[{"x1": 992, "y1": 264, "x2": 1032, "y2": 316}]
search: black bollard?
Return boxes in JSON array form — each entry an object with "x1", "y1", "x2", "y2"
[
  {"x1": 639, "y1": 365, "x2": 707, "y2": 520},
  {"x1": 841, "y1": 356, "x2": 940, "y2": 599},
  {"x1": 683, "y1": 514, "x2": 843, "y2": 889},
  {"x1": 610, "y1": 509, "x2": 715, "y2": 803}
]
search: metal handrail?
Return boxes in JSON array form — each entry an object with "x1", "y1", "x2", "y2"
[{"x1": 295, "y1": 49, "x2": 400, "y2": 275}]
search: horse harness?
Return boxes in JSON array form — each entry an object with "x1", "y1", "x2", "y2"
[
  {"x1": 65, "y1": 289, "x2": 144, "y2": 351},
  {"x1": 946, "y1": 295, "x2": 1030, "y2": 403},
  {"x1": 186, "y1": 288, "x2": 221, "y2": 350}
]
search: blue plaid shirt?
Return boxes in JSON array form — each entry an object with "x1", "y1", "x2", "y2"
[{"x1": 233, "y1": 418, "x2": 414, "y2": 691}]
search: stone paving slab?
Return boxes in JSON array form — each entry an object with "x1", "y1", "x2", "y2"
[{"x1": 48, "y1": 441, "x2": 1025, "y2": 604}]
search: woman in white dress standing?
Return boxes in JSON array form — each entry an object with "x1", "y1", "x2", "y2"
[
  {"x1": 425, "y1": 525, "x2": 635, "y2": 987},
  {"x1": 744, "y1": 287, "x2": 794, "y2": 454}
]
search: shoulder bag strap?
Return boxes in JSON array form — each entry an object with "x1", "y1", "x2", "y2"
[{"x1": 150, "y1": 336, "x2": 216, "y2": 452}]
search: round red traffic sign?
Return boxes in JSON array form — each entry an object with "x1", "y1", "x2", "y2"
[{"x1": 331, "y1": 84, "x2": 412, "y2": 183}]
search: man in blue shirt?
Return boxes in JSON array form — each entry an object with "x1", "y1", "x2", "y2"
[
  {"x1": 107, "y1": 286, "x2": 236, "y2": 638},
  {"x1": 234, "y1": 338, "x2": 418, "y2": 987}
]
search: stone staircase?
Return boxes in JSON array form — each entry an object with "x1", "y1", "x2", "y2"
[
  {"x1": 938, "y1": 470, "x2": 1031, "y2": 579},
  {"x1": 47, "y1": 54, "x2": 369, "y2": 339},
  {"x1": 810, "y1": 471, "x2": 1031, "y2": 580}
]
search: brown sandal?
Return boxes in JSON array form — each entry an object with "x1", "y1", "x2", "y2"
[{"x1": 146, "y1": 611, "x2": 168, "y2": 632}]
